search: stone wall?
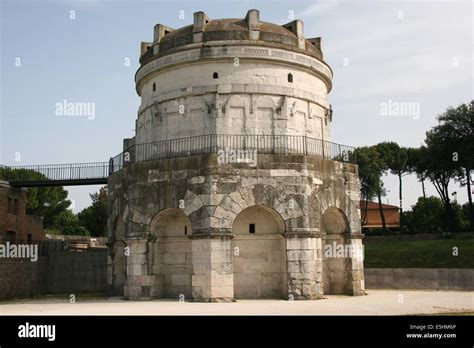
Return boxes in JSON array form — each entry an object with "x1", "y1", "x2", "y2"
[
  {"x1": 135, "y1": 58, "x2": 332, "y2": 144},
  {"x1": 107, "y1": 153, "x2": 364, "y2": 301},
  {"x1": 365, "y1": 268, "x2": 474, "y2": 291},
  {"x1": 0, "y1": 244, "x2": 107, "y2": 299},
  {"x1": 233, "y1": 235, "x2": 286, "y2": 299},
  {"x1": 0, "y1": 258, "x2": 47, "y2": 299},
  {"x1": 0, "y1": 181, "x2": 45, "y2": 243}
]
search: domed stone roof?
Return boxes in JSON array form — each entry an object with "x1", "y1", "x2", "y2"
[{"x1": 139, "y1": 10, "x2": 324, "y2": 65}]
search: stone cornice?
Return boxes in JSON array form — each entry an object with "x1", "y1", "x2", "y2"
[{"x1": 135, "y1": 44, "x2": 333, "y2": 95}]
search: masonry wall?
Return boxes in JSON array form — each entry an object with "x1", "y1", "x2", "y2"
[
  {"x1": 0, "y1": 182, "x2": 45, "y2": 243},
  {"x1": 152, "y1": 238, "x2": 193, "y2": 298},
  {"x1": 108, "y1": 154, "x2": 364, "y2": 300},
  {"x1": 0, "y1": 245, "x2": 107, "y2": 299},
  {"x1": 322, "y1": 235, "x2": 352, "y2": 294},
  {"x1": 365, "y1": 268, "x2": 474, "y2": 291},
  {"x1": 135, "y1": 48, "x2": 333, "y2": 145},
  {"x1": 232, "y1": 236, "x2": 286, "y2": 298},
  {"x1": 0, "y1": 258, "x2": 47, "y2": 299}
]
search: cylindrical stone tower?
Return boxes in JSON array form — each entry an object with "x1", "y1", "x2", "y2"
[{"x1": 107, "y1": 9, "x2": 364, "y2": 302}]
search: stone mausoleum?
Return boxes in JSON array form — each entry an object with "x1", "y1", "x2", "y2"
[{"x1": 107, "y1": 9, "x2": 365, "y2": 301}]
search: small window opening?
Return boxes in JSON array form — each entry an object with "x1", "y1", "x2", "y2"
[
  {"x1": 184, "y1": 226, "x2": 188, "y2": 235},
  {"x1": 249, "y1": 223, "x2": 256, "y2": 234},
  {"x1": 213, "y1": 72, "x2": 218, "y2": 79},
  {"x1": 13, "y1": 199, "x2": 19, "y2": 215},
  {"x1": 152, "y1": 82, "x2": 156, "y2": 92},
  {"x1": 288, "y1": 73, "x2": 293, "y2": 83},
  {"x1": 7, "y1": 197, "x2": 13, "y2": 214}
]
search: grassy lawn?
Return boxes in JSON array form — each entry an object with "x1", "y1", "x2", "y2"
[{"x1": 364, "y1": 239, "x2": 474, "y2": 268}]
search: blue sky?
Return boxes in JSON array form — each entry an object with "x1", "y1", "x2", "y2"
[{"x1": 1, "y1": 0, "x2": 472, "y2": 212}]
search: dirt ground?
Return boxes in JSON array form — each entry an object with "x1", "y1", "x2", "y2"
[{"x1": 0, "y1": 290, "x2": 472, "y2": 316}]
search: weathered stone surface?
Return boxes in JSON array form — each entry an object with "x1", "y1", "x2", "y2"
[{"x1": 107, "y1": 10, "x2": 364, "y2": 302}]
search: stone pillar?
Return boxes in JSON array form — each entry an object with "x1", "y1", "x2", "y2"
[
  {"x1": 245, "y1": 9, "x2": 260, "y2": 40},
  {"x1": 191, "y1": 231, "x2": 234, "y2": 302},
  {"x1": 124, "y1": 238, "x2": 162, "y2": 300},
  {"x1": 193, "y1": 11, "x2": 209, "y2": 43},
  {"x1": 349, "y1": 234, "x2": 365, "y2": 296},
  {"x1": 284, "y1": 229, "x2": 323, "y2": 300}
]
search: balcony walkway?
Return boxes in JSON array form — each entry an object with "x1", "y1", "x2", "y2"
[{"x1": 1, "y1": 134, "x2": 356, "y2": 187}]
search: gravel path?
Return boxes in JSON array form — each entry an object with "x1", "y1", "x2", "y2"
[{"x1": 0, "y1": 290, "x2": 472, "y2": 316}]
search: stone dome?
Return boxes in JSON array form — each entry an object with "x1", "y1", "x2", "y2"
[
  {"x1": 133, "y1": 9, "x2": 334, "y2": 145},
  {"x1": 139, "y1": 10, "x2": 325, "y2": 65}
]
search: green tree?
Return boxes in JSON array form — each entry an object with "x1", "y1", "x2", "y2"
[
  {"x1": 423, "y1": 102, "x2": 474, "y2": 231},
  {"x1": 0, "y1": 167, "x2": 72, "y2": 228},
  {"x1": 409, "y1": 196, "x2": 445, "y2": 233},
  {"x1": 430, "y1": 102, "x2": 474, "y2": 230},
  {"x1": 78, "y1": 186, "x2": 108, "y2": 237},
  {"x1": 52, "y1": 209, "x2": 79, "y2": 231},
  {"x1": 356, "y1": 146, "x2": 386, "y2": 229},
  {"x1": 406, "y1": 147, "x2": 428, "y2": 198},
  {"x1": 376, "y1": 142, "x2": 409, "y2": 215}
]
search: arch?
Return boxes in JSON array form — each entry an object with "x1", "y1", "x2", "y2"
[
  {"x1": 150, "y1": 208, "x2": 191, "y2": 237},
  {"x1": 213, "y1": 72, "x2": 218, "y2": 79},
  {"x1": 253, "y1": 95, "x2": 277, "y2": 110},
  {"x1": 150, "y1": 208, "x2": 193, "y2": 298},
  {"x1": 320, "y1": 207, "x2": 352, "y2": 295},
  {"x1": 232, "y1": 204, "x2": 285, "y2": 235},
  {"x1": 232, "y1": 205, "x2": 286, "y2": 299},
  {"x1": 311, "y1": 186, "x2": 361, "y2": 236},
  {"x1": 321, "y1": 207, "x2": 350, "y2": 235}
]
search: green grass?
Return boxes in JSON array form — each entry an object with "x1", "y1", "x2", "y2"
[{"x1": 364, "y1": 239, "x2": 474, "y2": 268}]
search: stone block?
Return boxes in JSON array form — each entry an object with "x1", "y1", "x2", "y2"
[
  {"x1": 172, "y1": 274, "x2": 191, "y2": 286},
  {"x1": 163, "y1": 253, "x2": 186, "y2": 265},
  {"x1": 287, "y1": 250, "x2": 315, "y2": 261}
]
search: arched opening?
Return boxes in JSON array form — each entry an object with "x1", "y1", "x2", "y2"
[
  {"x1": 287, "y1": 73, "x2": 293, "y2": 83},
  {"x1": 150, "y1": 208, "x2": 192, "y2": 298},
  {"x1": 152, "y1": 82, "x2": 156, "y2": 92},
  {"x1": 321, "y1": 207, "x2": 352, "y2": 295},
  {"x1": 232, "y1": 205, "x2": 286, "y2": 299},
  {"x1": 321, "y1": 207, "x2": 350, "y2": 235},
  {"x1": 110, "y1": 216, "x2": 126, "y2": 296},
  {"x1": 213, "y1": 72, "x2": 218, "y2": 79}
]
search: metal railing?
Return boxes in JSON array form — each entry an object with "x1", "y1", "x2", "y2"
[
  {"x1": 0, "y1": 162, "x2": 109, "y2": 185},
  {"x1": 110, "y1": 134, "x2": 356, "y2": 174},
  {"x1": 0, "y1": 135, "x2": 356, "y2": 185}
]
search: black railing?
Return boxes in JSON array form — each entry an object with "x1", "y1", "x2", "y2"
[
  {"x1": 0, "y1": 135, "x2": 356, "y2": 185},
  {"x1": 0, "y1": 162, "x2": 109, "y2": 186},
  {"x1": 110, "y1": 134, "x2": 356, "y2": 174}
]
